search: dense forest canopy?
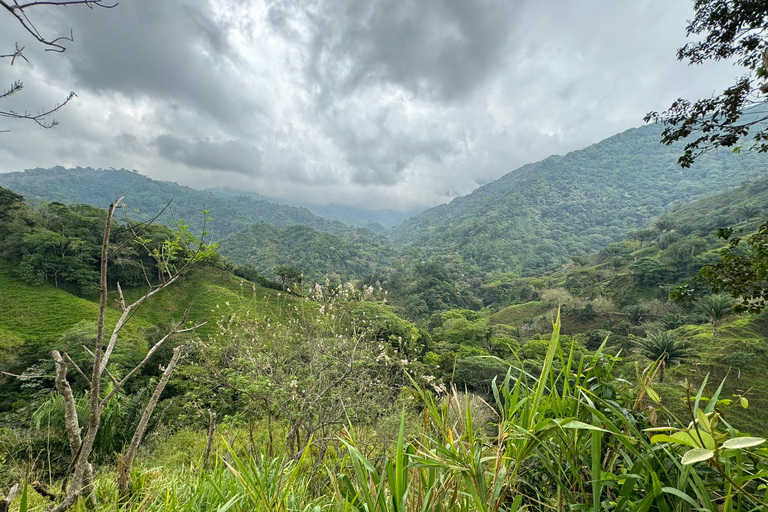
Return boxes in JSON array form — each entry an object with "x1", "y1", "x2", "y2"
[{"x1": 4, "y1": 1, "x2": 768, "y2": 511}]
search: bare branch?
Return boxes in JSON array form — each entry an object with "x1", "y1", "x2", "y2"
[
  {"x1": 52, "y1": 351, "x2": 82, "y2": 455},
  {"x1": 0, "y1": 90, "x2": 76, "y2": 128},
  {"x1": 0, "y1": 483, "x2": 20, "y2": 512},
  {"x1": 0, "y1": 0, "x2": 117, "y2": 53},
  {"x1": 62, "y1": 352, "x2": 90, "y2": 386},
  {"x1": 80, "y1": 345, "x2": 117, "y2": 386},
  {"x1": 101, "y1": 315, "x2": 204, "y2": 407},
  {"x1": 117, "y1": 345, "x2": 184, "y2": 499},
  {"x1": 0, "y1": 43, "x2": 28, "y2": 64}
]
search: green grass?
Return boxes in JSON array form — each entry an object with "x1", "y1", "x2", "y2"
[
  {"x1": 0, "y1": 262, "x2": 306, "y2": 367},
  {"x1": 123, "y1": 267, "x2": 307, "y2": 340},
  {"x1": 489, "y1": 301, "x2": 549, "y2": 326},
  {"x1": 639, "y1": 311, "x2": 768, "y2": 436}
]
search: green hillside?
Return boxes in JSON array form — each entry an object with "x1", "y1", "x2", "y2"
[
  {"x1": 390, "y1": 123, "x2": 768, "y2": 276},
  {"x1": 0, "y1": 262, "x2": 297, "y2": 361},
  {"x1": 209, "y1": 187, "x2": 418, "y2": 230},
  {"x1": 0, "y1": 167, "x2": 363, "y2": 240},
  {"x1": 218, "y1": 222, "x2": 396, "y2": 284}
]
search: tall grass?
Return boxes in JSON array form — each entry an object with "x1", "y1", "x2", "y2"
[{"x1": 17, "y1": 314, "x2": 766, "y2": 511}]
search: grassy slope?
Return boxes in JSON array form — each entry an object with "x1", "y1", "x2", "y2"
[
  {"x1": 0, "y1": 262, "x2": 302, "y2": 368},
  {"x1": 489, "y1": 302, "x2": 549, "y2": 326},
  {"x1": 658, "y1": 313, "x2": 768, "y2": 436}
]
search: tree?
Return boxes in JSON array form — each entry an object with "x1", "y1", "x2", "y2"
[
  {"x1": 1, "y1": 0, "x2": 115, "y2": 129},
  {"x1": 695, "y1": 293, "x2": 735, "y2": 335},
  {"x1": 274, "y1": 264, "x2": 302, "y2": 291},
  {"x1": 645, "y1": 1, "x2": 768, "y2": 167},
  {"x1": 635, "y1": 331, "x2": 691, "y2": 383},
  {"x1": 203, "y1": 282, "x2": 406, "y2": 460},
  {"x1": 40, "y1": 198, "x2": 213, "y2": 510},
  {"x1": 653, "y1": 3, "x2": 768, "y2": 313},
  {"x1": 738, "y1": 204, "x2": 761, "y2": 223}
]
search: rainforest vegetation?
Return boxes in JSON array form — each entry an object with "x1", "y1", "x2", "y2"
[{"x1": 5, "y1": 1, "x2": 768, "y2": 511}]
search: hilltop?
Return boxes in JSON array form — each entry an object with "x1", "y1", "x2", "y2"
[{"x1": 390, "y1": 123, "x2": 768, "y2": 275}]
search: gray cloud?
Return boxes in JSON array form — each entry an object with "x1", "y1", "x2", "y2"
[
  {"x1": 0, "y1": 0, "x2": 742, "y2": 211},
  {"x1": 155, "y1": 135, "x2": 263, "y2": 175},
  {"x1": 277, "y1": 0, "x2": 518, "y2": 101}
]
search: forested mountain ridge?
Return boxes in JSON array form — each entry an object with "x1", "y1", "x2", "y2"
[
  {"x1": 0, "y1": 167, "x2": 369, "y2": 240},
  {"x1": 209, "y1": 187, "x2": 418, "y2": 231},
  {"x1": 390, "y1": 123, "x2": 768, "y2": 276},
  {"x1": 218, "y1": 222, "x2": 397, "y2": 283}
]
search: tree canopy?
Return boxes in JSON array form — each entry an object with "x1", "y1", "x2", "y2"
[{"x1": 645, "y1": 1, "x2": 768, "y2": 167}]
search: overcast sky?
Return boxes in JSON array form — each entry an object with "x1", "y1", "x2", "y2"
[{"x1": 0, "y1": 0, "x2": 739, "y2": 211}]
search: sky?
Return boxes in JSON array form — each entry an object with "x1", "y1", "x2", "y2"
[{"x1": 0, "y1": 0, "x2": 740, "y2": 211}]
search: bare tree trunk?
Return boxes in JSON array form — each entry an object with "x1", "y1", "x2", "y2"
[
  {"x1": 44, "y1": 197, "x2": 206, "y2": 512},
  {"x1": 0, "y1": 484, "x2": 20, "y2": 512},
  {"x1": 118, "y1": 346, "x2": 183, "y2": 499},
  {"x1": 203, "y1": 411, "x2": 217, "y2": 468}
]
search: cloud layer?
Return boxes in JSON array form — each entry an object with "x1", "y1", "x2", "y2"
[{"x1": 0, "y1": 0, "x2": 741, "y2": 210}]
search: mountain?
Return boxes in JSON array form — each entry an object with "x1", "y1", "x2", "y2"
[
  {"x1": 209, "y1": 187, "x2": 418, "y2": 231},
  {"x1": 0, "y1": 167, "x2": 365, "y2": 240},
  {"x1": 390, "y1": 123, "x2": 768, "y2": 276},
  {"x1": 218, "y1": 222, "x2": 395, "y2": 284}
]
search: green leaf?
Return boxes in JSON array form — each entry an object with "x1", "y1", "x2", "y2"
[
  {"x1": 651, "y1": 433, "x2": 697, "y2": 448},
  {"x1": 721, "y1": 437, "x2": 765, "y2": 450},
  {"x1": 740, "y1": 396, "x2": 749, "y2": 409},
  {"x1": 557, "y1": 419, "x2": 609, "y2": 432},
  {"x1": 19, "y1": 483, "x2": 28, "y2": 512},
  {"x1": 681, "y1": 448, "x2": 714, "y2": 465},
  {"x1": 646, "y1": 387, "x2": 661, "y2": 404},
  {"x1": 661, "y1": 487, "x2": 699, "y2": 507}
]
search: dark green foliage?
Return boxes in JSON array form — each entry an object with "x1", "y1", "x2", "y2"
[
  {"x1": 685, "y1": 225, "x2": 768, "y2": 314},
  {"x1": 695, "y1": 293, "x2": 735, "y2": 335},
  {"x1": 0, "y1": 167, "x2": 364, "y2": 239},
  {"x1": 0, "y1": 192, "x2": 201, "y2": 293},
  {"x1": 391, "y1": 122, "x2": 768, "y2": 276},
  {"x1": 624, "y1": 304, "x2": 645, "y2": 325},
  {"x1": 384, "y1": 257, "x2": 483, "y2": 318},
  {"x1": 661, "y1": 312, "x2": 686, "y2": 331},
  {"x1": 452, "y1": 356, "x2": 511, "y2": 393},
  {"x1": 219, "y1": 222, "x2": 395, "y2": 285},
  {"x1": 629, "y1": 257, "x2": 669, "y2": 286},
  {"x1": 634, "y1": 331, "x2": 691, "y2": 382},
  {"x1": 645, "y1": 0, "x2": 768, "y2": 167}
]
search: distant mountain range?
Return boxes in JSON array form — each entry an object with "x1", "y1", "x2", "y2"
[
  {"x1": 2, "y1": 120, "x2": 767, "y2": 281},
  {"x1": 0, "y1": 167, "x2": 363, "y2": 240},
  {"x1": 390, "y1": 123, "x2": 768, "y2": 275},
  {"x1": 208, "y1": 188, "x2": 418, "y2": 231}
]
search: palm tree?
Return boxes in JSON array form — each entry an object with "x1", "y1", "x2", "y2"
[
  {"x1": 675, "y1": 223, "x2": 696, "y2": 236},
  {"x1": 624, "y1": 304, "x2": 645, "y2": 326},
  {"x1": 696, "y1": 294, "x2": 735, "y2": 336},
  {"x1": 660, "y1": 312, "x2": 686, "y2": 331},
  {"x1": 635, "y1": 331, "x2": 691, "y2": 382},
  {"x1": 738, "y1": 204, "x2": 760, "y2": 223}
]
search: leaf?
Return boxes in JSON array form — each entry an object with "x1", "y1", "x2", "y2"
[
  {"x1": 557, "y1": 419, "x2": 609, "y2": 432},
  {"x1": 651, "y1": 433, "x2": 697, "y2": 448},
  {"x1": 740, "y1": 396, "x2": 749, "y2": 409},
  {"x1": 661, "y1": 487, "x2": 699, "y2": 507},
  {"x1": 681, "y1": 448, "x2": 714, "y2": 465},
  {"x1": 646, "y1": 387, "x2": 661, "y2": 404},
  {"x1": 722, "y1": 437, "x2": 765, "y2": 450},
  {"x1": 697, "y1": 409, "x2": 711, "y2": 433}
]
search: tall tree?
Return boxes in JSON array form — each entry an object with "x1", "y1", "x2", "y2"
[
  {"x1": 645, "y1": 1, "x2": 768, "y2": 167},
  {"x1": 653, "y1": 2, "x2": 768, "y2": 312}
]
